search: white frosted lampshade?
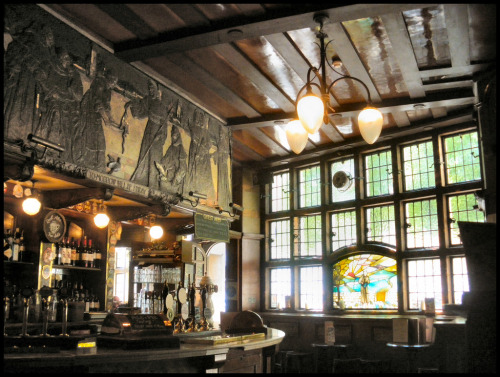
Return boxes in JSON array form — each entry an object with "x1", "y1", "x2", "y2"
[
  {"x1": 297, "y1": 94, "x2": 324, "y2": 134},
  {"x1": 150, "y1": 225, "x2": 163, "y2": 240},
  {"x1": 286, "y1": 120, "x2": 309, "y2": 154},
  {"x1": 358, "y1": 107, "x2": 383, "y2": 144},
  {"x1": 22, "y1": 197, "x2": 41, "y2": 216},
  {"x1": 94, "y1": 213, "x2": 110, "y2": 228}
]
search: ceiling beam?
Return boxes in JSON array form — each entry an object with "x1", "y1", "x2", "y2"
[
  {"x1": 113, "y1": 4, "x2": 435, "y2": 62},
  {"x1": 443, "y1": 4, "x2": 470, "y2": 67},
  {"x1": 227, "y1": 88, "x2": 476, "y2": 130}
]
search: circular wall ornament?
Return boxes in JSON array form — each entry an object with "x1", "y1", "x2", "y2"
[{"x1": 43, "y1": 210, "x2": 66, "y2": 243}]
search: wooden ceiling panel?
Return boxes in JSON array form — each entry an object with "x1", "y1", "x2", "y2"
[
  {"x1": 232, "y1": 130, "x2": 276, "y2": 159},
  {"x1": 125, "y1": 4, "x2": 186, "y2": 34},
  {"x1": 467, "y1": 4, "x2": 497, "y2": 63}
]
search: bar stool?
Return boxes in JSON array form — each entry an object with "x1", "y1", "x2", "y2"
[
  {"x1": 312, "y1": 343, "x2": 353, "y2": 373},
  {"x1": 277, "y1": 350, "x2": 313, "y2": 373}
]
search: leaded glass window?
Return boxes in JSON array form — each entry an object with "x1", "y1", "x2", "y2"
[
  {"x1": 331, "y1": 158, "x2": 356, "y2": 202},
  {"x1": 407, "y1": 259, "x2": 442, "y2": 310},
  {"x1": 296, "y1": 214, "x2": 322, "y2": 257},
  {"x1": 332, "y1": 254, "x2": 398, "y2": 309},
  {"x1": 271, "y1": 171, "x2": 290, "y2": 212},
  {"x1": 451, "y1": 256, "x2": 469, "y2": 304},
  {"x1": 448, "y1": 193, "x2": 485, "y2": 245},
  {"x1": 402, "y1": 141, "x2": 435, "y2": 191},
  {"x1": 269, "y1": 219, "x2": 290, "y2": 260},
  {"x1": 365, "y1": 204, "x2": 396, "y2": 246},
  {"x1": 404, "y1": 198, "x2": 440, "y2": 249},
  {"x1": 299, "y1": 265, "x2": 323, "y2": 310},
  {"x1": 298, "y1": 165, "x2": 321, "y2": 208},
  {"x1": 331, "y1": 210, "x2": 357, "y2": 251},
  {"x1": 444, "y1": 131, "x2": 481, "y2": 184},
  {"x1": 365, "y1": 150, "x2": 393, "y2": 197},
  {"x1": 270, "y1": 268, "x2": 291, "y2": 309}
]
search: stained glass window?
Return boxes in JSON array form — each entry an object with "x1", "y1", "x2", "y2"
[
  {"x1": 271, "y1": 171, "x2": 290, "y2": 212},
  {"x1": 331, "y1": 210, "x2": 357, "y2": 251},
  {"x1": 332, "y1": 254, "x2": 398, "y2": 309},
  {"x1": 270, "y1": 267, "x2": 291, "y2": 309},
  {"x1": 402, "y1": 141, "x2": 435, "y2": 191},
  {"x1": 269, "y1": 219, "x2": 290, "y2": 260},
  {"x1": 298, "y1": 165, "x2": 321, "y2": 208}
]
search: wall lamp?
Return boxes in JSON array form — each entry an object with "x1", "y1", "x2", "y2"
[
  {"x1": 286, "y1": 14, "x2": 383, "y2": 154},
  {"x1": 217, "y1": 202, "x2": 244, "y2": 217},
  {"x1": 93, "y1": 200, "x2": 110, "y2": 229},
  {"x1": 177, "y1": 191, "x2": 207, "y2": 207},
  {"x1": 22, "y1": 179, "x2": 42, "y2": 216}
]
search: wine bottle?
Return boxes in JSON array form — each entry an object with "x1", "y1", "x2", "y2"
[
  {"x1": 56, "y1": 240, "x2": 62, "y2": 265},
  {"x1": 76, "y1": 238, "x2": 83, "y2": 267},
  {"x1": 12, "y1": 228, "x2": 20, "y2": 262},
  {"x1": 18, "y1": 229, "x2": 25, "y2": 262},
  {"x1": 85, "y1": 290, "x2": 91, "y2": 313},
  {"x1": 82, "y1": 236, "x2": 89, "y2": 268},
  {"x1": 71, "y1": 238, "x2": 77, "y2": 266},
  {"x1": 94, "y1": 246, "x2": 101, "y2": 269},
  {"x1": 94, "y1": 294, "x2": 100, "y2": 312},
  {"x1": 88, "y1": 238, "x2": 94, "y2": 268},
  {"x1": 4, "y1": 229, "x2": 13, "y2": 261},
  {"x1": 63, "y1": 237, "x2": 70, "y2": 265}
]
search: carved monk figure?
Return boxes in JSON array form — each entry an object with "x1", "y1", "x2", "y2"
[
  {"x1": 129, "y1": 80, "x2": 173, "y2": 188},
  {"x1": 155, "y1": 125, "x2": 187, "y2": 194}
]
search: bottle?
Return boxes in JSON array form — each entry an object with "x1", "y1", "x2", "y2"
[
  {"x1": 56, "y1": 240, "x2": 62, "y2": 265},
  {"x1": 85, "y1": 290, "x2": 91, "y2": 313},
  {"x1": 12, "y1": 228, "x2": 20, "y2": 262},
  {"x1": 63, "y1": 237, "x2": 71, "y2": 265},
  {"x1": 87, "y1": 239, "x2": 94, "y2": 268},
  {"x1": 79, "y1": 282, "x2": 85, "y2": 302},
  {"x1": 94, "y1": 246, "x2": 101, "y2": 269},
  {"x1": 70, "y1": 238, "x2": 77, "y2": 266},
  {"x1": 76, "y1": 238, "x2": 83, "y2": 267},
  {"x1": 93, "y1": 294, "x2": 99, "y2": 312},
  {"x1": 82, "y1": 236, "x2": 89, "y2": 268},
  {"x1": 18, "y1": 229, "x2": 25, "y2": 262},
  {"x1": 4, "y1": 229, "x2": 13, "y2": 261}
]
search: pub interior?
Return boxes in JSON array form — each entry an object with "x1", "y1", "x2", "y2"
[{"x1": 3, "y1": 4, "x2": 496, "y2": 374}]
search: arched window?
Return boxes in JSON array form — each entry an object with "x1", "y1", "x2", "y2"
[{"x1": 331, "y1": 246, "x2": 397, "y2": 310}]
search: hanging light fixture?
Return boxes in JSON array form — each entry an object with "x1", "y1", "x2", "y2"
[
  {"x1": 93, "y1": 200, "x2": 110, "y2": 228},
  {"x1": 150, "y1": 225, "x2": 163, "y2": 240},
  {"x1": 285, "y1": 120, "x2": 310, "y2": 154},
  {"x1": 288, "y1": 14, "x2": 384, "y2": 152},
  {"x1": 22, "y1": 180, "x2": 42, "y2": 216}
]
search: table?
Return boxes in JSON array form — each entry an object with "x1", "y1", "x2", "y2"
[{"x1": 386, "y1": 342, "x2": 431, "y2": 373}]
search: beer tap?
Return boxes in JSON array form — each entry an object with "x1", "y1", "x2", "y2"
[
  {"x1": 39, "y1": 286, "x2": 53, "y2": 337},
  {"x1": 20, "y1": 287, "x2": 34, "y2": 338},
  {"x1": 58, "y1": 285, "x2": 70, "y2": 337}
]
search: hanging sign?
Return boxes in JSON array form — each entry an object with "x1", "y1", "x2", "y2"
[{"x1": 194, "y1": 213, "x2": 229, "y2": 243}]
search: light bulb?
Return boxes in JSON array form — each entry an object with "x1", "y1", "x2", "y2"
[
  {"x1": 22, "y1": 197, "x2": 41, "y2": 216},
  {"x1": 297, "y1": 94, "x2": 324, "y2": 134},
  {"x1": 358, "y1": 107, "x2": 383, "y2": 144},
  {"x1": 285, "y1": 120, "x2": 309, "y2": 154},
  {"x1": 150, "y1": 225, "x2": 163, "y2": 240},
  {"x1": 94, "y1": 213, "x2": 110, "y2": 228}
]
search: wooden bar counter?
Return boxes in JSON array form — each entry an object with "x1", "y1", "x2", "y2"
[{"x1": 3, "y1": 328, "x2": 285, "y2": 373}]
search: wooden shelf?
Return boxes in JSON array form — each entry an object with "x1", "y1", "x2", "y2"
[{"x1": 51, "y1": 265, "x2": 101, "y2": 272}]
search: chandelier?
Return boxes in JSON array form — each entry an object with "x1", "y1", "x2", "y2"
[{"x1": 286, "y1": 14, "x2": 383, "y2": 154}]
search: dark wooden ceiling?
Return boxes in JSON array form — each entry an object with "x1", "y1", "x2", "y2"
[{"x1": 40, "y1": 3, "x2": 496, "y2": 169}]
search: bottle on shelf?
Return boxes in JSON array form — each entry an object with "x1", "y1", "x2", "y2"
[
  {"x1": 64, "y1": 237, "x2": 71, "y2": 265},
  {"x1": 93, "y1": 293, "x2": 100, "y2": 312},
  {"x1": 18, "y1": 229, "x2": 25, "y2": 262},
  {"x1": 88, "y1": 238, "x2": 94, "y2": 268},
  {"x1": 56, "y1": 239, "x2": 62, "y2": 265},
  {"x1": 12, "y1": 228, "x2": 20, "y2": 262},
  {"x1": 71, "y1": 238, "x2": 77, "y2": 267},
  {"x1": 4, "y1": 229, "x2": 13, "y2": 261},
  {"x1": 76, "y1": 238, "x2": 83, "y2": 267},
  {"x1": 82, "y1": 236, "x2": 89, "y2": 268},
  {"x1": 79, "y1": 282, "x2": 85, "y2": 302},
  {"x1": 94, "y1": 245, "x2": 101, "y2": 269},
  {"x1": 84, "y1": 290, "x2": 91, "y2": 312}
]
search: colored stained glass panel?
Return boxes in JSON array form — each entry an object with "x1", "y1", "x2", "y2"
[{"x1": 332, "y1": 254, "x2": 397, "y2": 309}]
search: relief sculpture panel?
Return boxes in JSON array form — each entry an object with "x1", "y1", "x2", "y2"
[{"x1": 4, "y1": 4, "x2": 232, "y2": 209}]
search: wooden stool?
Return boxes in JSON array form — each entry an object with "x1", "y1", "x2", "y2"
[
  {"x1": 312, "y1": 343, "x2": 335, "y2": 373},
  {"x1": 283, "y1": 351, "x2": 313, "y2": 373},
  {"x1": 333, "y1": 358, "x2": 361, "y2": 373}
]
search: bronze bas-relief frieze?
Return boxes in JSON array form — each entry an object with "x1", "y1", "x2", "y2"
[{"x1": 4, "y1": 4, "x2": 233, "y2": 210}]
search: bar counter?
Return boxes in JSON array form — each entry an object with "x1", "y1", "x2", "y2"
[{"x1": 4, "y1": 328, "x2": 285, "y2": 373}]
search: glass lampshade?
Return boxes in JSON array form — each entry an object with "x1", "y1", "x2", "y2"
[
  {"x1": 297, "y1": 94, "x2": 324, "y2": 134},
  {"x1": 150, "y1": 225, "x2": 163, "y2": 240},
  {"x1": 358, "y1": 107, "x2": 383, "y2": 144},
  {"x1": 94, "y1": 213, "x2": 110, "y2": 228},
  {"x1": 285, "y1": 120, "x2": 309, "y2": 154},
  {"x1": 22, "y1": 197, "x2": 41, "y2": 216}
]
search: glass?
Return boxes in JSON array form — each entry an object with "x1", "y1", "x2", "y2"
[
  {"x1": 407, "y1": 259, "x2": 442, "y2": 310},
  {"x1": 269, "y1": 268, "x2": 291, "y2": 309},
  {"x1": 365, "y1": 150, "x2": 393, "y2": 197},
  {"x1": 299, "y1": 266, "x2": 323, "y2": 310},
  {"x1": 405, "y1": 198, "x2": 439, "y2": 249},
  {"x1": 269, "y1": 219, "x2": 291, "y2": 260},
  {"x1": 298, "y1": 165, "x2": 321, "y2": 208},
  {"x1": 331, "y1": 158, "x2": 356, "y2": 202},
  {"x1": 331, "y1": 210, "x2": 357, "y2": 251},
  {"x1": 332, "y1": 254, "x2": 397, "y2": 309},
  {"x1": 271, "y1": 171, "x2": 290, "y2": 212},
  {"x1": 365, "y1": 205, "x2": 396, "y2": 246},
  {"x1": 448, "y1": 193, "x2": 485, "y2": 245},
  {"x1": 402, "y1": 140, "x2": 435, "y2": 191},
  {"x1": 296, "y1": 214, "x2": 322, "y2": 257},
  {"x1": 444, "y1": 131, "x2": 481, "y2": 184}
]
